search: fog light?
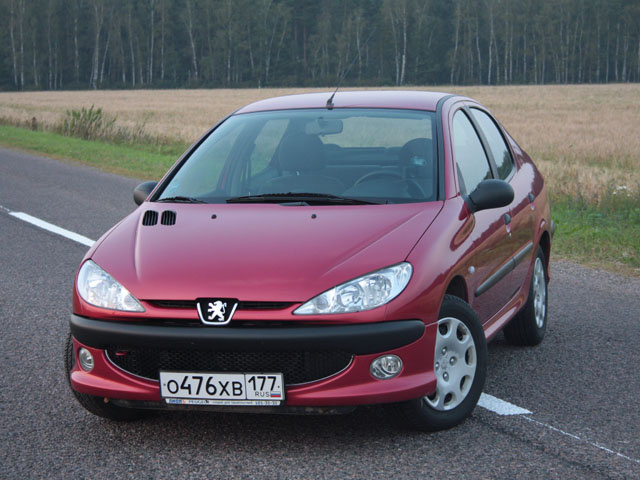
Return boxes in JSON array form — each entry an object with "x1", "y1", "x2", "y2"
[
  {"x1": 78, "y1": 348, "x2": 94, "y2": 372},
  {"x1": 370, "y1": 355, "x2": 403, "y2": 379}
]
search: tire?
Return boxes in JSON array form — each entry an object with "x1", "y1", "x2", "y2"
[
  {"x1": 65, "y1": 331, "x2": 147, "y2": 421},
  {"x1": 503, "y1": 246, "x2": 548, "y2": 346},
  {"x1": 388, "y1": 295, "x2": 487, "y2": 431}
]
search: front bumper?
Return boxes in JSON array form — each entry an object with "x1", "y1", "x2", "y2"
[{"x1": 69, "y1": 314, "x2": 437, "y2": 407}]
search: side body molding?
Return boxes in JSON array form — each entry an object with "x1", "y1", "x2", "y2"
[{"x1": 475, "y1": 242, "x2": 534, "y2": 297}]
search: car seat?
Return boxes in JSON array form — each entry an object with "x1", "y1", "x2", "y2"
[{"x1": 259, "y1": 133, "x2": 345, "y2": 195}]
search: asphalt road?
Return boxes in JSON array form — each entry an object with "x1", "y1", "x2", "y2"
[{"x1": 1, "y1": 147, "x2": 639, "y2": 479}]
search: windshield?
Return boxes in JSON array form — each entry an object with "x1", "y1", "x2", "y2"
[{"x1": 156, "y1": 108, "x2": 437, "y2": 205}]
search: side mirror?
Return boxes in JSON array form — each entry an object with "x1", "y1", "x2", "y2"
[
  {"x1": 133, "y1": 181, "x2": 158, "y2": 206},
  {"x1": 467, "y1": 179, "x2": 514, "y2": 213}
]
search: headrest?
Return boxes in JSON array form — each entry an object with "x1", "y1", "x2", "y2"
[
  {"x1": 399, "y1": 138, "x2": 432, "y2": 167},
  {"x1": 278, "y1": 133, "x2": 325, "y2": 172},
  {"x1": 399, "y1": 138, "x2": 433, "y2": 178}
]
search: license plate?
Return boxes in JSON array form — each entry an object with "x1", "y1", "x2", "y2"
[{"x1": 159, "y1": 372, "x2": 285, "y2": 406}]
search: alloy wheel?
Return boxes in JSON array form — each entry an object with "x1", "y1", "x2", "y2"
[
  {"x1": 533, "y1": 257, "x2": 547, "y2": 328},
  {"x1": 425, "y1": 317, "x2": 477, "y2": 411}
]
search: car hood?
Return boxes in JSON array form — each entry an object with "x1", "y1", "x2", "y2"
[{"x1": 90, "y1": 202, "x2": 442, "y2": 302}]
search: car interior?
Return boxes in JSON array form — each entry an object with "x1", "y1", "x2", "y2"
[{"x1": 251, "y1": 132, "x2": 435, "y2": 201}]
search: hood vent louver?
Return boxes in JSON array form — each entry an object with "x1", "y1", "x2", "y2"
[
  {"x1": 161, "y1": 210, "x2": 177, "y2": 225},
  {"x1": 142, "y1": 210, "x2": 158, "y2": 226}
]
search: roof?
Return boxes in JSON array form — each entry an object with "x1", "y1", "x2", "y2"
[{"x1": 234, "y1": 90, "x2": 452, "y2": 114}]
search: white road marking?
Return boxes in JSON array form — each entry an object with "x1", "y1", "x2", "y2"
[
  {"x1": 478, "y1": 393, "x2": 640, "y2": 466},
  {"x1": 6, "y1": 210, "x2": 95, "y2": 247},
  {"x1": 478, "y1": 393, "x2": 532, "y2": 415},
  {"x1": 522, "y1": 416, "x2": 640, "y2": 466},
  {"x1": 2, "y1": 204, "x2": 638, "y2": 468}
]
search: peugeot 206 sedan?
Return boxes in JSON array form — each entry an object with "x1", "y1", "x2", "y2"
[{"x1": 66, "y1": 91, "x2": 553, "y2": 431}]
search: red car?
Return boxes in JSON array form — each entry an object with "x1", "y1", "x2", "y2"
[{"x1": 66, "y1": 91, "x2": 553, "y2": 431}]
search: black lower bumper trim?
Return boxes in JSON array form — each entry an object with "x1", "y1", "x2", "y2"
[{"x1": 70, "y1": 315, "x2": 425, "y2": 355}]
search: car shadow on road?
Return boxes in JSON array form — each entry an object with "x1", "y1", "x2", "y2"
[{"x1": 90, "y1": 402, "x2": 476, "y2": 448}]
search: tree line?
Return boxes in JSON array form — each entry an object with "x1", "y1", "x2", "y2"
[{"x1": 2, "y1": 0, "x2": 639, "y2": 91}]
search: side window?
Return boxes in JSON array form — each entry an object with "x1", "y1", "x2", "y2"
[
  {"x1": 452, "y1": 110, "x2": 492, "y2": 194},
  {"x1": 250, "y1": 119, "x2": 289, "y2": 174},
  {"x1": 470, "y1": 108, "x2": 515, "y2": 180},
  {"x1": 162, "y1": 121, "x2": 243, "y2": 198}
]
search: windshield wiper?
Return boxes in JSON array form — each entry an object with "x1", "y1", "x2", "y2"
[
  {"x1": 156, "y1": 196, "x2": 206, "y2": 204},
  {"x1": 226, "y1": 193, "x2": 380, "y2": 205}
]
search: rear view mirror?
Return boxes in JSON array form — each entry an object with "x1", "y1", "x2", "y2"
[
  {"x1": 305, "y1": 118, "x2": 343, "y2": 136},
  {"x1": 133, "y1": 181, "x2": 158, "y2": 205},
  {"x1": 468, "y1": 179, "x2": 514, "y2": 213}
]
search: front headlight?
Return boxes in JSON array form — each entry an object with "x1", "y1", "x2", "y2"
[
  {"x1": 77, "y1": 260, "x2": 145, "y2": 312},
  {"x1": 294, "y1": 263, "x2": 412, "y2": 315}
]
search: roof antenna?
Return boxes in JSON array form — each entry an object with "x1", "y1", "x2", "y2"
[{"x1": 327, "y1": 27, "x2": 376, "y2": 109}]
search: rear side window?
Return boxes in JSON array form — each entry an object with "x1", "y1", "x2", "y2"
[
  {"x1": 470, "y1": 108, "x2": 515, "y2": 180},
  {"x1": 321, "y1": 115, "x2": 432, "y2": 148},
  {"x1": 452, "y1": 110, "x2": 492, "y2": 194}
]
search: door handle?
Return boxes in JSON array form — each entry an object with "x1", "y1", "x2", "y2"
[{"x1": 504, "y1": 213, "x2": 512, "y2": 239}]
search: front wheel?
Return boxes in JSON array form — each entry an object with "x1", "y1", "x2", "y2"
[{"x1": 388, "y1": 295, "x2": 487, "y2": 431}]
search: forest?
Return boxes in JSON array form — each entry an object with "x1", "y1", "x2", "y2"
[{"x1": 2, "y1": 0, "x2": 640, "y2": 91}]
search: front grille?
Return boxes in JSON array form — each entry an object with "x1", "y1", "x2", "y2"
[
  {"x1": 148, "y1": 300, "x2": 294, "y2": 311},
  {"x1": 106, "y1": 347, "x2": 353, "y2": 385},
  {"x1": 137, "y1": 319, "x2": 316, "y2": 328},
  {"x1": 240, "y1": 301, "x2": 295, "y2": 311}
]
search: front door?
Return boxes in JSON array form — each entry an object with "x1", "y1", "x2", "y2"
[{"x1": 451, "y1": 109, "x2": 514, "y2": 323}]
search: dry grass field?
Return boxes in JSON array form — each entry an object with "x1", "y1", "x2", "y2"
[{"x1": 1, "y1": 84, "x2": 639, "y2": 204}]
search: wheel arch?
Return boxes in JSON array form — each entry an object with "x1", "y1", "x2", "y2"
[
  {"x1": 538, "y1": 230, "x2": 551, "y2": 277},
  {"x1": 444, "y1": 275, "x2": 468, "y2": 303}
]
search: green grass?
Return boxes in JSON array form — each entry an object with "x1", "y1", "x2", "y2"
[
  {"x1": 0, "y1": 124, "x2": 187, "y2": 180},
  {"x1": 1, "y1": 124, "x2": 638, "y2": 276},
  {"x1": 551, "y1": 198, "x2": 640, "y2": 275}
]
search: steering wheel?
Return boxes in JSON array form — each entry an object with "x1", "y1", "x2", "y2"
[
  {"x1": 354, "y1": 170, "x2": 426, "y2": 198},
  {"x1": 354, "y1": 170, "x2": 404, "y2": 186}
]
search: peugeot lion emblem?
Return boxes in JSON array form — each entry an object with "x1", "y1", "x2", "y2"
[{"x1": 196, "y1": 298, "x2": 239, "y2": 326}]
